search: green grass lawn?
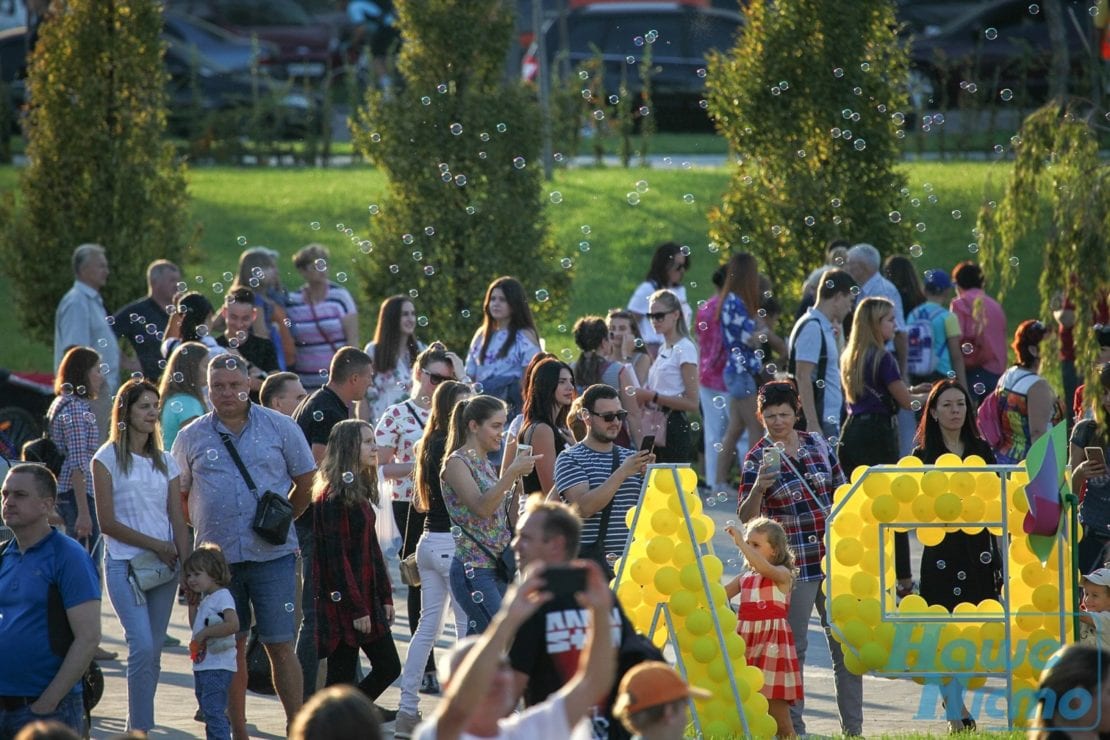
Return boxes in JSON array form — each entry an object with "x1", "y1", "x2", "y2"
[{"x1": 0, "y1": 159, "x2": 1043, "y2": 373}]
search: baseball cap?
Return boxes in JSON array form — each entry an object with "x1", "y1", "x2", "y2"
[
  {"x1": 1083, "y1": 568, "x2": 1110, "y2": 587},
  {"x1": 923, "y1": 269, "x2": 953, "y2": 292},
  {"x1": 612, "y1": 661, "x2": 711, "y2": 716}
]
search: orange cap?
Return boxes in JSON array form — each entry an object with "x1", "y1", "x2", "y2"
[{"x1": 612, "y1": 661, "x2": 711, "y2": 716}]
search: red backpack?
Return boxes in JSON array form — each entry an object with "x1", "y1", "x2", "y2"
[{"x1": 976, "y1": 385, "x2": 1003, "y2": 448}]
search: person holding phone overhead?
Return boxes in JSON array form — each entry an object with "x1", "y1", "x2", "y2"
[
  {"x1": 1071, "y1": 363, "x2": 1110, "y2": 573},
  {"x1": 737, "y1": 381, "x2": 859, "y2": 737}
]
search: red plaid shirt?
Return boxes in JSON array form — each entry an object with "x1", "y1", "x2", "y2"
[{"x1": 738, "y1": 432, "x2": 845, "y2": 582}]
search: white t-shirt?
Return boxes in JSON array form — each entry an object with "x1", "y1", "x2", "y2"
[
  {"x1": 91, "y1": 446, "x2": 180, "y2": 560},
  {"x1": 646, "y1": 337, "x2": 698, "y2": 398},
  {"x1": 192, "y1": 588, "x2": 238, "y2": 672},
  {"x1": 627, "y1": 281, "x2": 691, "y2": 346},
  {"x1": 413, "y1": 695, "x2": 593, "y2": 740}
]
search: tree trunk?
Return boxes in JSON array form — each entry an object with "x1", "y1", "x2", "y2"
[{"x1": 1043, "y1": 0, "x2": 1070, "y2": 100}]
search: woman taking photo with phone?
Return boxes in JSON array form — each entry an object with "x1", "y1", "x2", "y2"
[
  {"x1": 1071, "y1": 363, "x2": 1110, "y2": 573},
  {"x1": 440, "y1": 395, "x2": 538, "y2": 633}
]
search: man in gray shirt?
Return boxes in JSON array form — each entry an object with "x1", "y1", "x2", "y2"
[{"x1": 172, "y1": 354, "x2": 316, "y2": 740}]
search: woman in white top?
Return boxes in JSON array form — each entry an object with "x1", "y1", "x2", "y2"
[
  {"x1": 93, "y1": 378, "x2": 191, "y2": 733},
  {"x1": 626, "y1": 242, "x2": 693, "y2": 357},
  {"x1": 633, "y1": 289, "x2": 700, "y2": 463},
  {"x1": 363, "y1": 294, "x2": 426, "y2": 425}
]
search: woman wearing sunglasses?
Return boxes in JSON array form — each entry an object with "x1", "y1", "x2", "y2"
[
  {"x1": 505, "y1": 358, "x2": 576, "y2": 498},
  {"x1": 373, "y1": 342, "x2": 463, "y2": 694},
  {"x1": 626, "y1": 242, "x2": 693, "y2": 358},
  {"x1": 572, "y1": 315, "x2": 643, "y2": 447},
  {"x1": 632, "y1": 289, "x2": 700, "y2": 463}
]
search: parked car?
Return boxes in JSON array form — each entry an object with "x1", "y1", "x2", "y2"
[
  {"x1": 0, "y1": 24, "x2": 25, "y2": 132},
  {"x1": 163, "y1": 9, "x2": 279, "y2": 74},
  {"x1": 170, "y1": 0, "x2": 346, "y2": 78},
  {"x1": 0, "y1": 369, "x2": 53, "y2": 454},
  {"x1": 907, "y1": 0, "x2": 1096, "y2": 107},
  {"x1": 522, "y1": 1, "x2": 743, "y2": 129}
]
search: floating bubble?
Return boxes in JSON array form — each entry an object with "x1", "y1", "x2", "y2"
[
  {"x1": 909, "y1": 244, "x2": 924, "y2": 258},
  {"x1": 560, "y1": 258, "x2": 573, "y2": 269},
  {"x1": 696, "y1": 67, "x2": 707, "y2": 78},
  {"x1": 336, "y1": 272, "x2": 348, "y2": 283},
  {"x1": 833, "y1": 67, "x2": 844, "y2": 78},
  {"x1": 513, "y1": 157, "x2": 526, "y2": 170},
  {"x1": 471, "y1": 591, "x2": 485, "y2": 604},
  {"x1": 237, "y1": 236, "x2": 247, "y2": 246},
  {"x1": 984, "y1": 27, "x2": 998, "y2": 40},
  {"x1": 206, "y1": 449, "x2": 219, "y2": 461},
  {"x1": 889, "y1": 211, "x2": 902, "y2": 223},
  {"x1": 285, "y1": 603, "x2": 295, "y2": 612},
  {"x1": 449, "y1": 122, "x2": 463, "y2": 136},
  {"x1": 579, "y1": 241, "x2": 591, "y2": 253},
  {"x1": 417, "y1": 315, "x2": 429, "y2": 327},
  {"x1": 626, "y1": 192, "x2": 641, "y2": 205},
  {"x1": 424, "y1": 266, "x2": 436, "y2": 277},
  {"x1": 1000, "y1": 88, "x2": 1013, "y2": 102},
  {"x1": 496, "y1": 123, "x2": 508, "y2": 133},
  {"x1": 550, "y1": 191, "x2": 563, "y2": 204},
  {"x1": 973, "y1": 382, "x2": 987, "y2": 396},
  {"x1": 309, "y1": 221, "x2": 321, "y2": 230},
  {"x1": 1009, "y1": 256, "x2": 1020, "y2": 267},
  {"x1": 980, "y1": 551, "x2": 993, "y2": 564},
  {"x1": 455, "y1": 174, "x2": 467, "y2": 187},
  {"x1": 535, "y1": 289, "x2": 550, "y2": 302},
  {"x1": 1029, "y1": 3, "x2": 1040, "y2": 13},
  {"x1": 313, "y1": 410, "x2": 324, "y2": 422}
]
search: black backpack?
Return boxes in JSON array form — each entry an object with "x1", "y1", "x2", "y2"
[
  {"x1": 787, "y1": 317, "x2": 829, "y2": 430},
  {"x1": 21, "y1": 399, "x2": 69, "y2": 477}
]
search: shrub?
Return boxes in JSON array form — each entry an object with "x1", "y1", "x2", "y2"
[
  {"x1": 350, "y1": 0, "x2": 567, "y2": 352},
  {"x1": 704, "y1": 0, "x2": 913, "y2": 293},
  {"x1": 0, "y1": 0, "x2": 190, "y2": 344}
]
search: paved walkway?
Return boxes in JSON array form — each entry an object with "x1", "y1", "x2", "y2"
[{"x1": 87, "y1": 502, "x2": 985, "y2": 738}]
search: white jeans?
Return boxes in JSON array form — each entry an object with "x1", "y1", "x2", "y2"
[
  {"x1": 398, "y1": 532, "x2": 467, "y2": 715},
  {"x1": 699, "y1": 385, "x2": 746, "y2": 486}
]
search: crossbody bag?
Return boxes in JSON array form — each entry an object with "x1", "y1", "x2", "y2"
[{"x1": 219, "y1": 432, "x2": 294, "y2": 546}]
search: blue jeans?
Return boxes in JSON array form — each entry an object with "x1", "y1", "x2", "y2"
[
  {"x1": 448, "y1": 560, "x2": 506, "y2": 635},
  {"x1": 0, "y1": 691, "x2": 85, "y2": 739},
  {"x1": 194, "y1": 669, "x2": 233, "y2": 740},
  {"x1": 105, "y1": 556, "x2": 178, "y2": 731},
  {"x1": 293, "y1": 518, "x2": 318, "y2": 700},
  {"x1": 227, "y1": 554, "x2": 296, "y2": 644}
]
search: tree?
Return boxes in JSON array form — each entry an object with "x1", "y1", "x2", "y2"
[
  {"x1": 976, "y1": 102, "x2": 1110, "y2": 396},
  {"x1": 350, "y1": 0, "x2": 567, "y2": 352},
  {"x1": 0, "y1": 0, "x2": 190, "y2": 345},
  {"x1": 704, "y1": 0, "x2": 913, "y2": 292}
]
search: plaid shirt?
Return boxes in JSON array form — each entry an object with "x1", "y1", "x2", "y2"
[
  {"x1": 738, "y1": 432, "x2": 846, "y2": 582},
  {"x1": 48, "y1": 395, "x2": 100, "y2": 493}
]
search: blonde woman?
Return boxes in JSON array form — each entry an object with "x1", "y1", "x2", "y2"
[{"x1": 837, "y1": 297, "x2": 924, "y2": 597}]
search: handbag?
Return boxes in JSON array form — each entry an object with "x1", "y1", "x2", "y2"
[
  {"x1": 452, "y1": 520, "x2": 516, "y2": 583},
  {"x1": 641, "y1": 403, "x2": 668, "y2": 447},
  {"x1": 577, "y1": 449, "x2": 620, "y2": 580},
  {"x1": 399, "y1": 504, "x2": 421, "y2": 587},
  {"x1": 219, "y1": 432, "x2": 294, "y2": 546},
  {"x1": 129, "y1": 549, "x2": 177, "y2": 591},
  {"x1": 245, "y1": 626, "x2": 276, "y2": 695}
]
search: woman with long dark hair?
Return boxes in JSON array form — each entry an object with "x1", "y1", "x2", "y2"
[
  {"x1": 440, "y1": 396, "x2": 537, "y2": 632},
  {"x1": 714, "y1": 252, "x2": 766, "y2": 492},
  {"x1": 394, "y1": 380, "x2": 471, "y2": 733},
  {"x1": 994, "y1": 320, "x2": 1064, "y2": 464},
  {"x1": 508, "y1": 358, "x2": 575, "y2": 498},
  {"x1": 94, "y1": 378, "x2": 190, "y2": 733},
  {"x1": 363, "y1": 295, "x2": 425, "y2": 424},
  {"x1": 572, "y1": 316, "x2": 642, "y2": 446},
  {"x1": 464, "y1": 277, "x2": 540, "y2": 417},
  {"x1": 161, "y1": 292, "x2": 219, "y2": 360},
  {"x1": 605, "y1": 309, "x2": 652, "y2": 386},
  {"x1": 1071, "y1": 363, "x2": 1110, "y2": 573},
  {"x1": 312, "y1": 420, "x2": 400, "y2": 717},
  {"x1": 626, "y1": 242, "x2": 692, "y2": 357}
]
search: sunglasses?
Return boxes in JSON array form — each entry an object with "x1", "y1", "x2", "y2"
[
  {"x1": 423, "y1": 369, "x2": 453, "y2": 385},
  {"x1": 647, "y1": 310, "x2": 674, "y2": 321},
  {"x1": 588, "y1": 409, "x2": 628, "y2": 423}
]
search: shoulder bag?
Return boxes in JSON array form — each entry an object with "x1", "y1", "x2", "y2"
[
  {"x1": 576, "y1": 448, "x2": 620, "y2": 580},
  {"x1": 129, "y1": 549, "x2": 178, "y2": 592},
  {"x1": 219, "y1": 432, "x2": 293, "y2": 546}
]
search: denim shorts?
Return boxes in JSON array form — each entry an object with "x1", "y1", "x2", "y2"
[
  {"x1": 723, "y1": 367, "x2": 758, "y2": 400},
  {"x1": 228, "y1": 554, "x2": 296, "y2": 644}
]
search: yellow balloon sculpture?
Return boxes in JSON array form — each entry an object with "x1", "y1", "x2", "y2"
[{"x1": 615, "y1": 467, "x2": 776, "y2": 738}]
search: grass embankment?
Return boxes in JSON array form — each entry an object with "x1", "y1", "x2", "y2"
[{"x1": 0, "y1": 160, "x2": 1041, "y2": 373}]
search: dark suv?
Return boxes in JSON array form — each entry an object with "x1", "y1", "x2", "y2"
[{"x1": 523, "y1": 1, "x2": 743, "y2": 129}]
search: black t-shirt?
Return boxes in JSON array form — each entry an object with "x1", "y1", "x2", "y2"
[
  {"x1": 292, "y1": 386, "x2": 350, "y2": 448},
  {"x1": 112, "y1": 296, "x2": 169, "y2": 382},
  {"x1": 217, "y1": 333, "x2": 279, "y2": 374},
  {"x1": 420, "y1": 433, "x2": 450, "y2": 533},
  {"x1": 509, "y1": 592, "x2": 634, "y2": 740}
]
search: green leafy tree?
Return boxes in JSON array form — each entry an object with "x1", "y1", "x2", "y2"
[
  {"x1": 350, "y1": 0, "x2": 566, "y2": 352},
  {"x1": 704, "y1": 0, "x2": 913, "y2": 291},
  {"x1": 0, "y1": 0, "x2": 190, "y2": 345},
  {"x1": 977, "y1": 103, "x2": 1110, "y2": 395}
]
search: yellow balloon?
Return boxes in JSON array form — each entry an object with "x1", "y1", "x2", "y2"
[
  {"x1": 646, "y1": 536, "x2": 675, "y2": 564},
  {"x1": 840, "y1": 618, "x2": 870, "y2": 647},
  {"x1": 917, "y1": 527, "x2": 946, "y2": 547},
  {"x1": 653, "y1": 566, "x2": 681, "y2": 595},
  {"x1": 950, "y1": 471, "x2": 976, "y2": 497},
  {"x1": 860, "y1": 642, "x2": 889, "y2": 669},
  {"x1": 651, "y1": 469, "x2": 679, "y2": 494},
  {"x1": 692, "y1": 636, "x2": 718, "y2": 663},
  {"x1": 891, "y1": 474, "x2": 919, "y2": 502},
  {"x1": 850, "y1": 571, "x2": 878, "y2": 598},
  {"x1": 630, "y1": 558, "x2": 654, "y2": 586},
  {"x1": 685, "y1": 609, "x2": 712, "y2": 636},
  {"x1": 857, "y1": 598, "x2": 882, "y2": 627},
  {"x1": 830, "y1": 593, "x2": 860, "y2": 622},
  {"x1": 870, "y1": 495, "x2": 899, "y2": 523},
  {"x1": 672, "y1": 542, "x2": 696, "y2": 567},
  {"x1": 835, "y1": 537, "x2": 864, "y2": 567},
  {"x1": 964, "y1": 454, "x2": 987, "y2": 467},
  {"x1": 617, "y1": 581, "x2": 642, "y2": 610},
  {"x1": 650, "y1": 508, "x2": 678, "y2": 536},
  {"x1": 921, "y1": 470, "x2": 949, "y2": 497},
  {"x1": 961, "y1": 494, "x2": 986, "y2": 522},
  {"x1": 1032, "y1": 584, "x2": 1059, "y2": 613},
  {"x1": 691, "y1": 516, "x2": 712, "y2": 543},
  {"x1": 936, "y1": 452, "x2": 963, "y2": 468},
  {"x1": 703, "y1": 555, "x2": 724, "y2": 582},
  {"x1": 670, "y1": 589, "x2": 697, "y2": 617},
  {"x1": 1010, "y1": 486, "x2": 1030, "y2": 513},
  {"x1": 862, "y1": 472, "x2": 890, "y2": 498},
  {"x1": 911, "y1": 495, "x2": 938, "y2": 522},
  {"x1": 934, "y1": 492, "x2": 963, "y2": 521},
  {"x1": 740, "y1": 664, "x2": 765, "y2": 694},
  {"x1": 725, "y1": 632, "x2": 746, "y2": 659},
  {"x1": 850, "y1": 465, "x2": 871, "y2": 483},
  {"x1": 679, "y1": 564, "x2": 703, "y2": 591},
  {"x1": 678, "y1": 468, "x2": 699, "y2": 493}
]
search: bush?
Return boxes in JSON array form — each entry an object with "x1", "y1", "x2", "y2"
[
  {"x1": 704, "y1": 0, "x2": 913, "y2": 292},
  {"x1": 350, "y1": 0, "x2": 567, "y2": 352},
  {"x1": 0, "y1": 0, "x2": 190, "y2": 344}
]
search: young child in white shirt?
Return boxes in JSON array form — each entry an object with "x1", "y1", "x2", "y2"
[
  {"x1": 185, "y1": 544, "x2": 240, "y2": 740},
  {"x1": 1079, "y1": 567, "x2": 1110, "y2": 651}
]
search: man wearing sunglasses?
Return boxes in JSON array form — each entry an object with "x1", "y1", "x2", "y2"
[{"x1": 554, "y1": 385, "x2": 654, "y2": 574}]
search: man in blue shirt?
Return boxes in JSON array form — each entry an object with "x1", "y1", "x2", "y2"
[{"x1": 0, "y1": 463, "x2": 101, "y2": 738}]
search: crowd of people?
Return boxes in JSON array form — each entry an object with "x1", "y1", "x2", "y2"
[{"x1": 1, "y1": 237, "x2": 1109, "y2": 739}]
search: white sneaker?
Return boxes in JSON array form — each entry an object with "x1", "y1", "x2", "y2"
[{"x1": 394, "y1": 710, "x2": 422, "y2": 738}]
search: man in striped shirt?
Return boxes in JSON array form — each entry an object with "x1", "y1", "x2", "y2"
[{"x1": 554, "y1": 384, "x2": 653, "y2": 561}]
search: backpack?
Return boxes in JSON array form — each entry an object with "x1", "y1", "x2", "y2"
[
  {"x1": 977, "y1": 384, "x2": 1004, "y2": 449},
  {"x1": 787, "y1": 317, "x2": 828, "y2": 430},
  {"x1": 906, "y1": 304, "x2": 945, "y2": 378},
  {"x1": 22, "y1": 397, "x2": 71, "y2": 477}
]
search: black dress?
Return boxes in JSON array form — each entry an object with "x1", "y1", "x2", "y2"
[{"x1": 913, "y1": 439, "x2": 1002, "y2": 610}]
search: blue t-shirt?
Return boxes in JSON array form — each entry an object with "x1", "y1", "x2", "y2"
[{"x1": 0, "y1": 529, "x2": 100, "y2": 696}]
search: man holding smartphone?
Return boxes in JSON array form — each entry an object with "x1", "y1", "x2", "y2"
[{"x1": 553, "y1": 384, "x2": 654, "y2": 568}]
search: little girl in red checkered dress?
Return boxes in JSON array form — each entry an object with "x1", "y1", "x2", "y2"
[{"x1": 725, "y1": 516, "x2": 801, "y2": 739}]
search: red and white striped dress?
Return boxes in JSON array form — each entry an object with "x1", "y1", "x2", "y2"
[{"x1": 736, "y1": 570, "x2": 802, "y2": 702}]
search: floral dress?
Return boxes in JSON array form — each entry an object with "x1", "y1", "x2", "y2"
[{"x1": 736, "y1": 571, "x2": 802, "y2": 702}]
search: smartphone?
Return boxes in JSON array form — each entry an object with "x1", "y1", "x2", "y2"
[
  {"x1": 544, "y1": 564, "x2": 587, "y2": 600},
  {"x1": 516, "y1": 443, "x2": 533, "y2": 459},
  {"x1": 1087, "y1": 447, "x2": 1107, "y2": 468},
  {"x1": 762, "y1": 447, "x2": 782, "y2": 475},
  {"x1": 639, "y1": 435, "x2": 656, "y2": 453}
]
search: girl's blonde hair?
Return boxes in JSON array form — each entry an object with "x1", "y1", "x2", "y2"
[
  {"x1": 647, "y1": 289, "x2": 688, "y2": 339},
  {"x1": 840, "y1": 297, "x2": 894, "y2": 404},
  {"x1": 183, "y1": 544, "x2": 232, "y2": 588},
  {"x1": 746, "y1": 516, "x2": 796, "y2": 572},
  {"x1": 313, "y1": 419, "x2": 379, "y2": 507}
]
